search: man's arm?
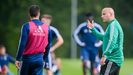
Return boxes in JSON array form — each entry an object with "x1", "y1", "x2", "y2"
[
  {"x1": 15, "y1": 24, "x2": 29, "y2": 69},
  {"x1": 50, "y1": 27, "x2": 64, "y2": 52},
  {"x1": 91, "y1": 28, "x2": 104, "y2": 41},
  {"x1": 16, "y1": 24, "x2": 29, "y2": 61},
  {"x1": 94, "y1": 23, "x2": 104, "y2": 47},
  {"x1": 73, "y1": 24, "x2": 86, "y2": 46}
]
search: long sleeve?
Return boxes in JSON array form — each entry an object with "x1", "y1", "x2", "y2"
[
  {"x1": 91, "y1": 27, "x2": 104, "y2": 41},
  {"x1": 103, "y1": 24, "x2": 118, "y2": 56},
  {"x1": 94, "y1": 23, "x2": 104, "y2": 47},
  {"x1": 50, "y1": 26, "x2": 64, "y2": 51},
  {"x1": 73, "y1": 24, "x2": 85, "y2": 46},
  {"x1": 16, "y1": 24, "x2": 29, "y2": 61}
]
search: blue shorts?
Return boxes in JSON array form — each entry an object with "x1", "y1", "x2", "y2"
[
  {"x1": 19, "y1": 54, "x2": 43, "y2": 75},
  {"x1": 44, "y1": 53, "x2": 52, "y2": 70},
  {"x1": 80, "y1": 47, "x2": 98, "y2": 62}
]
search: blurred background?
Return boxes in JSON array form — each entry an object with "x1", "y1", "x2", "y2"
[{"x1": 0, "y1": 0, "x2": 133, "y2": 75}]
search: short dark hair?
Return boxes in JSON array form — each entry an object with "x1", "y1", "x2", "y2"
[
  {"x1": 29, "y1": 5, "x2": 40, "y2": 17},
  {"x1": 85, "y1": 12, "x2": 93, "y2": 19}
]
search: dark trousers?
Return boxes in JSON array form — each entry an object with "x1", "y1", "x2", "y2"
[{"x1": 100, "y1": 59, "x2": 120, "y2": 75}]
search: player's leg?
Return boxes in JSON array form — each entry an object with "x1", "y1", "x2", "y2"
[
  {"x1": 52, "y1": 52, "x2": 62, "y2": 71},
  {"x1": 80, "y1": 47, "x2": 89, "y2": 75},
  {"x1": 44, "y1": 53, "x2": 53, "y2": 75},
  {"x1": 89, "y1": 49, "x2": 98, "y2": 75},
  {"x1": 93, "y1": 55, "x2": 101, "y2": 75},
  {"x1": 53, "y1": 58, "x2": 62, "y2": 75},
  {"x1": 51, "y1": 52, "x2": 62, "y2": 75},
  {"x1": 89, "y1": 51, "x2": 94, "y2": 75},
  {"x1": 82, "y1": 60, "x2": 88, "y2": 75},
  {"x1": 100, "y1": 59, "x2": 120, "y2": 75},
  {"x1": 56, "y1": 58, "x2": 61, "y2": 72},
  {"x1": 108, "y1": 61, "x2": 120, "y2": 75}
]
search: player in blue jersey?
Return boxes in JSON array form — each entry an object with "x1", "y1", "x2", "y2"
[
  {"x1": 73, "y1": 13, "x2": 104, "y2": 75},
  {"x1": 0, "y1": 44, "x2": 15, "y2": 75},
  {"x1": 41, "y1": 14, "x2": 64, "y2": 75},
  {"x1": 15, "y1": 5, "x2": 51, "y2": 75}
]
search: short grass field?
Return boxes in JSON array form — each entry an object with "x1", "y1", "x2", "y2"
[{"x1": 10, "y1": 58, "x2": 133, "y2": 75}]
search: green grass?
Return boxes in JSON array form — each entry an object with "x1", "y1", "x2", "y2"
[
  {"x1": 120, "y1": 59, "x2": 133, "y2": 75},
  {"x1": 62, "y1": 59, "x2": 133, "y2": 75},
  {"x1": 10, "y1": 58, "x2": 133, "y2": 75}
]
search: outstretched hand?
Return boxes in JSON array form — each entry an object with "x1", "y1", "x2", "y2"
[{"x1": 87, "y1": 20, "x2": 94, "y2": 29}]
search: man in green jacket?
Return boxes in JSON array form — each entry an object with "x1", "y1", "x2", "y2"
[{"x1": 87, "y1": 7, "x2": 124, "y2": 75}]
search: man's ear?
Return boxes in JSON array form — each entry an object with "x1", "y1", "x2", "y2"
[{"x1": 109, "y1": 12, "x2": 113, "y2": 17}]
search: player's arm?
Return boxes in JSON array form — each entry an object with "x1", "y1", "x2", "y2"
[
  {"x1": 50, "y1": 27, "x2": 64, "y2": 52},
  {"x1": 103, "y1": 24, "x2": 118, "y2": 56},
  {"x1": 16, "y1": 24, "x2": 29, "y2": 69},
  {"x1": 94, "y1": 23, "x2": 104, "y2": 47},
  {"x1": 87, "y1": 20, "x2": 104, "y2": 41},
  {"x1": 50, "y1": 35, "x2": 63, "y2": 52},
  {"x1": 73, "y1": 24, "x2": 86, "y2": 46}
]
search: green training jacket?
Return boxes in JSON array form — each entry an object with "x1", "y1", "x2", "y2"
[{"x1": 91, "y1": 19, "x2": 124, "y2": 67}]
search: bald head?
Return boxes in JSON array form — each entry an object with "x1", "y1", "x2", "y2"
[
  {"x1": 102, "y1": 7, "x2": 115, "y2": 17},
  {"x1": 101, "y1": 7, "x2": 115, "y2": 22}
]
